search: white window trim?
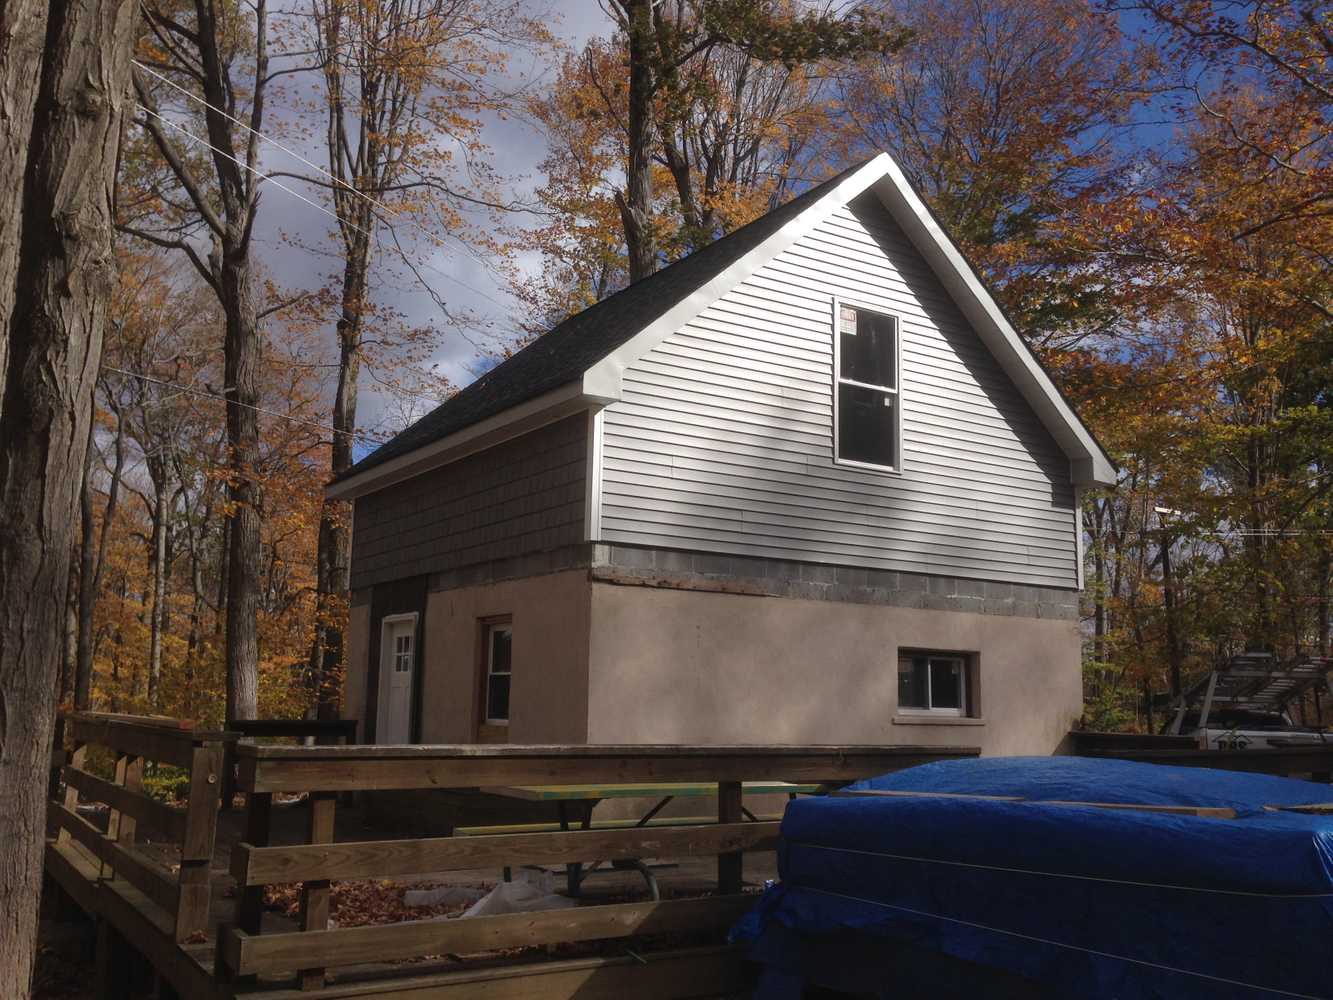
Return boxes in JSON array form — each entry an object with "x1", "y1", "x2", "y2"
[
  {"x1": 831, "y1": 296, "x2": 904, "y2": 476},
  {"x1": 897, "y1": 652, "x2": 968, "y2": 717},
  {"x1": 483, "y1": 622, "x2": 514, "y2": 726},
  {"x1": 376, "y1": 613, "x2": 419, "y2": 742}
]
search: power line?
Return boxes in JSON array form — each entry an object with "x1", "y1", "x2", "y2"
[
  {"x1": 102, "y1": 365, "x2": 398, "y2": 445},
  {"x1": 131, "y1": 61, "x2": 517, "y2": 314}
]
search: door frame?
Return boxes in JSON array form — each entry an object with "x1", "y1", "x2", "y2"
[{"x1": 376, "y1": 612, "x2": 419, "y2": 744}]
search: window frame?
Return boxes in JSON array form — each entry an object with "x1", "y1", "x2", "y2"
[
  {"x1": 831, "y1": 296, "x2": 904, "y2": 475},
  {"x1": 482, "y1": 620, "x2": 514, "y2": 726},
  {"x1": 896, "y1": 651, "x2": 969, "y2": 717}
]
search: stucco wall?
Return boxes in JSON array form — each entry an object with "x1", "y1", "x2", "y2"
[
  {"x1": 586, "y1": 581, "x2": 1080, "y2": 755},
  {"x1": 418, "y1": 570, "x2": 592, "y2": 743}
]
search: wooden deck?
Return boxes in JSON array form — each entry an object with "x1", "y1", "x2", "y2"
[{"x1": 44, "y1": 712, "x2": 980, "y2": 999}]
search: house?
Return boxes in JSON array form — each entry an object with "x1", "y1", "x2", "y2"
[{"x1": 332, "y1": 153, "x2": 1115, "y2": 755}]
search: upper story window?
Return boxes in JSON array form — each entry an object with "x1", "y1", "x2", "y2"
[
  {"x1": 484, "y1": 622, "x2": 513, "y2": 724},
  {"x1": 834, "y1": 302, "x2": 900, "y2": 472}
]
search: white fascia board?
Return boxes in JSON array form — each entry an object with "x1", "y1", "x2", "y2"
[
  {"x1": 326, "y1": 381, "x2": 606, "y2": 501},
  {"x1": 581, "y1": 155, "x2": 894, "y2": 402},
  {"x1": 865, "y1": 162, "x2": 1116, "y2": 488}
]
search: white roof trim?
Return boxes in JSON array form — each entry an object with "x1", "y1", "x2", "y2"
[
  {"x1": 326, "y1": 381, "x2": 607, "y2": 500},
  {"x1": 583, "y1": 152, "x2": 1115, "y2": 487}
]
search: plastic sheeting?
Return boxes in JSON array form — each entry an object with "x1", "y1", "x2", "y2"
[{"x1": 734, "y1": 757, "x2": 1333, "y2": 999}]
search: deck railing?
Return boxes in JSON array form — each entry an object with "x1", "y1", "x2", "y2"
[
  {"x1": 47, "y1": 712, "x2": 225, "y2": 941},
  {"x1": 218, "y1": 742, "x2": 977, "y2": 990}
]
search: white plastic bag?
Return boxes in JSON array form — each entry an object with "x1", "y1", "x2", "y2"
[
  {"x1": 402, "y1": 885, "x2": 487, "y2": 908},
  {"x1": 458, "y1": 869, "x2": 576, "y2": 918}
]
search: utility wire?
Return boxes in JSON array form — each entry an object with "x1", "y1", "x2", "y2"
[
  {"x1": 132, "y1": 60, "x2": 516, "y2": 313},
  {"x1": 102, "y1": 366, "x2": 400, "y2": 445}
]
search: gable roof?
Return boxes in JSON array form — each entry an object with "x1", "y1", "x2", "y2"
[{"x1": 330, "y1": 154, "x2": 1114, "y2": 500}]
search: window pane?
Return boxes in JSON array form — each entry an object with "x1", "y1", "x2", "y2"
[
  {"x1": 490, "y1": 628, "x2": 512, "y2": 674},
  {"x1": 487, "y1": 673, "x2": 510, "y2": 721},
  {"x1": 930, "y1": 658, "x2": 963, "y2": 710},
  {"x1": 839, "y1": 309, "x2": 895, "y2": 389},
  {"x1": 838, "y1": 384, "x2": 896, "y2": 467},
  {"x1": 898, "y1": 657, "x2": 928, "y2": 709}
]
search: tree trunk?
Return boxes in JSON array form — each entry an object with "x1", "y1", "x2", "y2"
[
  {"x1": 0, "y1": 0, "x2": 134, "y2": 987},
  {"x1": 222, "y1": 256, "x2": 261, "y2": 723},
  {"x1": 307, "y1": 254, "x2": 363, "y2": 717},
  {"x1": 617, "y1": 0, "x2": 656, "y2": 282},
  {"x1": 0, "y1": 0, "x2": 49, "y2": 394},
  {"x1": 1319, "y1": 548, "x2": 1330, "y2": 658},
  {"x1": 76, "y1": 400, "x2": 125, "y2": 709},
  {"x1": 146, "y1": 468, "x2": 169, "y2": 707},
  {"x1": 1160, "y1": 530, "x2": 1182, "y2": 701}
]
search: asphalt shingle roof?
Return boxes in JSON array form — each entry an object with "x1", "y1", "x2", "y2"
[{"x1": 336, "y1": 160, "x2": 869, "y2": 483}]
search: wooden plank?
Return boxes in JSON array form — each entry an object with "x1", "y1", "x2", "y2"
[
  {"x1": 232, "y1": 821, "x2": 781, "y2": 885},
  {"x1": 44, "y1": 841, "x2": 102, "y2": 917},
  {"x1": 299, "y1": 792, "x2": 337, "y2": 990},
  {"x1": 226, "y1": 895, "x2": 755, "y2": 976},
  {"x1": 57, "y1": 743, "x2": 87, "y2": 849},
  {"x1": 230, "y1": 719, "x2": 358, "y2": 740},
  {"x1": 1041, "y1": 800, "x2": 1236, "y2": 819},
  {"x1": 236, "y1": 745, "x2": 978, "y2": 793},
  {"x1": 61, "y1": 766, "x2": 188, "y2": 841},
  {"x1": 481, "y1": 781, "x2": 816, "y2": 800},
  {"x1": 717, "y1": 782, "x2": 743, "y2": 894},
  {"x1": 226, "y1": 945, "x2": 744, "y2": 1000},
  {"x1": 68, "y1": 716, "x2": 198, "y2": 768},
  {"x1": 96, "y1": 881, "x2": 227, "y2": 1000},
  {"x1": 181, "y1": 743, "x2": 223, "y2": 860},
  {"x1": 48, "y1": 801, "x2": 180, "y2": 916},
  {"x1": 832, "y1": 789, "x2": 1023, "y2": 802},
  {"x1": 74, "y1": 711, "x2": 195, "y2": 731},
  {"x1": 238, "y1": 792, "x2": 272, "y2": 936}
]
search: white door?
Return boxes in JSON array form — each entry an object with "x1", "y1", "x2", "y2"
[{"x1": 377, "y1": 616, "x2": 416, "y2": 743}]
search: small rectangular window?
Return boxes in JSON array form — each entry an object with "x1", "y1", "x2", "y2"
[
  {"x1": 835, "y1": 302, "x2": 899, "y2": 470},
  {"x1": 485, "y1": 623, "x2": 513, "y2": 724},
  {"x1": 898, "y1": 653, "x2": 968, "y2": 715}
]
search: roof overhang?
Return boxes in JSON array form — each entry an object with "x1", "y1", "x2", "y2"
[
  {"x1": 585, "y1": 153, "x2": 1115, "y2": 488},
  {"x1": 325, "y1": 381, "x2": 612, "y2": 501}
]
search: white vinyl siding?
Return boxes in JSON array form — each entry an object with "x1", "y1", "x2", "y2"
[{"x1": 598, "y1": 194, "x2": 1078, "y2": 588}]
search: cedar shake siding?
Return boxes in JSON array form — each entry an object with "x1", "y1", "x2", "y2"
[
  {"x1": 350, "y1": 414, "x2": 587, "y2": 590},
  {"x1": 598, "y1": 192, "x2": 1079, "y2": 589}
]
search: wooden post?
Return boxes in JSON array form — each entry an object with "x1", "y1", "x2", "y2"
[
  {"x1": 298, "y1": 791, "x2": 336, "y2": 990},
  {"x1": 236, "y1": 792, "x2": 272, "y2": 937},
  {"x1": 718, "y1": 781, "x2": 743, "y2": 894},
  {"x1": 176, "y1": 742, "x2": 223, "y2": 941},
  {"x1": 95, "y1": 919, "x2": 131, "y2": 1000},
  {"x1": 57, "y1": 742, "x2": 86, "y2": 848},
  {"x1": 102, "y1": 753, "x2": 141, "y2": 880}
]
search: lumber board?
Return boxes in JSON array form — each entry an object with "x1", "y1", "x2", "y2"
[
  {"x1": 225, "y1": 894, "x2": 755, "y2": 976},
  {"x1": 68, "y1": 716, "x2": 198, "y2": 769},
  {"x1": 96, "y1": 880, "x2": 227, "y2": 1000},
  {"x1": 73, "y1": 711, "x2": 195, "y2": 731},
  {"x1": 229, "y1": 945, "x2": 745, "y2": 1000},
  {"x1": 44, "y1": 840, "x2": 103, "y2": 916},
  {"x1": 717, "y1": 782, "x2": 743, "y2": 894},
  {"x1": 235, "y1": 744, "x2": 977, "y2": 793},
  {"x1": 231, "y1": 821, "x2": 780, "y2": 885},
  {"x1": 62, "y1": 766, "x2": 188, "y2": 841},
  {"x1": 48, "y1": 801, "x2": 180, "y2": 915},
  {"x1": 1083, "y1": 746, "x2": 1333, "y2": 775},
  {"x1": 181, "y1": 743, "x2": 224, "y2": 860}
]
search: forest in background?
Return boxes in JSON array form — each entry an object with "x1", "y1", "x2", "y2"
[{"x1": 72, "y1": 0, "x2": 1332, "y2": 733}]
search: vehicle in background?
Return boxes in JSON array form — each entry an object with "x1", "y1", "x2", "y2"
[{"x1": 1166, "y1": 654, "x2": 1332, "y2": 749}]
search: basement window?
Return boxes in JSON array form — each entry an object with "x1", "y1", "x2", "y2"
[
  {"x1": 898, "y1": 653, "x2": 969, "y2": 716},
  {"x1": 484, "y1": 623, "x2": 513, "y2": 724},
  {"x1": 834, "y1": 301, "x2": 901, "y2": 472}
]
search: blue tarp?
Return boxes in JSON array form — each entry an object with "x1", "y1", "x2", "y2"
[{"x1": 734, "y1": 757, "x2": 1333, "y2": 999}]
